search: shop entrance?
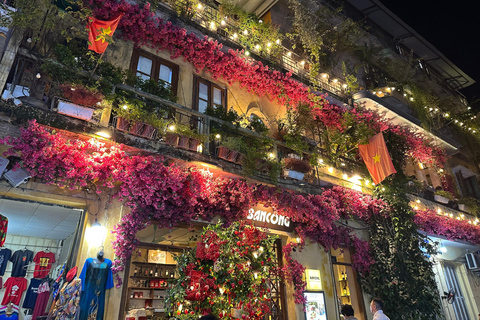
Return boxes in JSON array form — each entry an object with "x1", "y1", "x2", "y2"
[
  {"x1": 120, "y1": 223, "x2": 287, "y2": 320},
  {"x1": 0, "y1": 197, "x2": 85, "y2": 320},
  {"x1": 331, "y1": 247, "x2": 366, "y2": 320}
]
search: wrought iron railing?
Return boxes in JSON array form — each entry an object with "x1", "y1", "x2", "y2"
[{"x1": 156, "y1": 0, "x2": 349, "y2": 98}]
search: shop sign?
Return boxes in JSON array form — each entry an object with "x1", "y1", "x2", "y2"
[
  {"x1": 246, "y1": 203, "x2": 294, "y2": 232},
  {"x1": 305, "y1": 269, "x2": 322, "y2": 291}
]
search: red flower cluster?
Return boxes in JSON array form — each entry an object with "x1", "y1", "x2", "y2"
[
  {"x1": 59, "y1": 83, "x2": 104, "y2": 107},
  {"x1": 185, "y1": 263, "x2": 217, "y2": 301}
]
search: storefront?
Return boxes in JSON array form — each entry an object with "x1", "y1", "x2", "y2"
[{"x1": 0, "y1": 197, "x2": 85, "y2": 320}]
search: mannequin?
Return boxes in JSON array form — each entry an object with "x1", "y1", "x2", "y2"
[
  {"x1": 79, "y1": 250, "x2": 113, "y2": 320},
  {"x1": 96, "y1": 249, "x2": 104, "y2": 262}
]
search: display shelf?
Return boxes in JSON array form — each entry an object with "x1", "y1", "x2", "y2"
[
  {"x1": 130, "y1": 298, "x2": 165, "y2": 300},
  {"x1": 129, "y1": 286, "x2": 167, "y2": 290}
]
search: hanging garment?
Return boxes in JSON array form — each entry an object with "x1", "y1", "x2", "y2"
[
  {"x1": 32, "y1": 280, "x2": 51, "y2": 320},
  {"x1": 9, "y1": 249, "x2": 34, "y2": 277},
  {"x1": 1, "y1": 277, "x2": 27, "y2": 305},
  {"x1": 33, "y1": 251, "x2": 56, "y2": 278},
  {"x1": 0, "y1": 304, "x2": 19, "y2": 320},
  {"x1": 0, "y1": 215, "x2": 8, "y2": 247},
  {"x1": 78, "y1": 258, "x2": 113, "y2": 320},
  {"x1": 0, "y1": 248, "x2": 12, "y2": 276},
  {"x1": 22, "y1": 278, "x2": 42, "y2": 309},
  {"x1": 48, "y1": 277, "x2": 81, "y2": 320}
]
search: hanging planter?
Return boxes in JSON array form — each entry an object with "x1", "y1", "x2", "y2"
[
  {"x1": 217, "y1": 146, "x2": 230, "y2": 160},
  {"x1": 141, "y1": 124, "x2": 156, "y2": 139},
  {"x1": 129, "y1": 121, "x2": 144, "y2": 135},
  {"x1": 283, "y1": 169, "x2": 305, "y2": 180},
  {"x1": 188, "y1": 138, "x2": 201, "y2": 152},
  {"x1": 57, "y1": 100, "x2": 95, "y2": 121},
  {"x1": 178, "y1": 135, "x2": 190, "y2": 149},
  {"x1": 283, "y1": 157, "x2": 312, "y2": 180},
  {"x1": 165, "y1": 132, "x2": 179, "y2": 146},
  {"x1": 116, "y1": 117, "x2": 130, "y2": 132}
]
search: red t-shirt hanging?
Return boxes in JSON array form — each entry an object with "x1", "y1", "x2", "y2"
[
  {"x1": 1, "y1": 277, "x2": 27, "y2": 305},
  {"x1": 33, "y1": 251, "x2": 56, "y2": 278}
]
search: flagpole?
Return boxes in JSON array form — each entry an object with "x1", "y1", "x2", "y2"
[{"x1": 91, "y1": 52, "x2": 105, "y2": 76}]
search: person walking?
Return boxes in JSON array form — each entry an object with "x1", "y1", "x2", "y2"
[
  {"x1": 341, "y1": 304, "x2": 358, "y2": 320},
  {"x1": 370, "y1": 298, "x2": 390, "y2": 320}
]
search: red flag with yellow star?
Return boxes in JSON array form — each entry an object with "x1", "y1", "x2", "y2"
[
  {"x1": 358, "y1": 132, "x2": 396, "y2": 184},
  {"x1": 87, "y1": 14, "x2": 123, "y2": 54}
]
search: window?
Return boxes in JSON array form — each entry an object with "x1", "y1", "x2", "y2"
[
  {"x1": 130, "y1": 50, "x2": 179, "y2": 94},
  {"x1": 193, "y1": 76, "x2": 226, "y2": 113}
]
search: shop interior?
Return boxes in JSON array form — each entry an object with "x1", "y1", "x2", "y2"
[
  {"x1": 331, "y1": 247, "x2": 366, "y2": 320},
  {"x1": 122, "y1": 224, "x2": 201, "y2": 320},
  {"x1": 0, "y1": 198, "x2": 84, "y2": 320}
]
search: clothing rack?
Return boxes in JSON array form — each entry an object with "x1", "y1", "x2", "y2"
[
  {"x1": 22, "y1": 261, "x2": 57, "y2": 270},
  {"x1": 2, "y1": 243, "x2": 62, "y2": 249}
]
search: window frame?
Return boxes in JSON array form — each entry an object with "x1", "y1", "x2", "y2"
[
  {"x1": 130, "y1": 49, "x2": 179, "y2": 95},
  {"x1": 192, "y1": 76, "x2": 227, "y2": 113}
]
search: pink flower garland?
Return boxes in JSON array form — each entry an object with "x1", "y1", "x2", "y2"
[
  {"x1": 414, "y1": 209, "x2": 480, "y2": 244},
  {"x1": 282, "y1": 241, "x2": 307, "y2": 304},
  {"x1": 82, "y1": 0, "x2": 445, "y2": 167}
]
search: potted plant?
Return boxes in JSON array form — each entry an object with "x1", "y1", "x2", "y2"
[
  {"x1": 434, "y1": 190, "x2": 454, "y2": 204},
  {"x1": 57, "y1": 83, "x2": 104, "y2": 121},
  {"x1": 283, "y1": 156, "x2": 313, "y2": 180},
  {"x1": 217, "y1": 136, "x2": 243, "y2": 163},
  {"x1": 457, "y1": 197, "x2": 479, "y2": 214},
  {"x1": 113, "y1": 97, "x2": 168, "y2": 139},
  {"x1": 171, "y1": 123, "x2": 207, "y2": 152}
]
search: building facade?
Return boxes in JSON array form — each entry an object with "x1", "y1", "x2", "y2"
[{"x1": 1, "y1": 0, "x2": 480, "y2": 319}]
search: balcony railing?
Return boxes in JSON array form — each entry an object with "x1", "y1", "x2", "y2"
[
  {"x1": 157, "y1": 0, "x2": 349, "y2": 98},
  {"x1": 111, "y1": 84, "x2": 370, "y2": 189}
]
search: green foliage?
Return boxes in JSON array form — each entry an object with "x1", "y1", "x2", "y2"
[
  {"x1": 240, "y1": 136, "x2": 280, "y2": 182},
  {"x1": 175, "y1": 123, "x2": 208, "y2": 143},
  {"x1": 360, "y1": 131, "x2": 442, "y2": 320},
  {"x1": 205, "y1": 105, "x2": 243, "y2": 126},
  {"x1": 1, "y1": 0, "x2": 91, "y2": 57},
  {"x1": 287, "y1": 0, "x2": 364, "y2": 79},
  {"x1": 219, "y1": 136, "x2": 243, "y2": 151},
  {"x1": 112, "y1": 93, "x2": 170, "y2": 132},
  {"x1": 434, "y1": 190, "x2": 454, "y2": 201},
  {"x1": 218, "y1": 0, "x2": 284, "y2": 59}
]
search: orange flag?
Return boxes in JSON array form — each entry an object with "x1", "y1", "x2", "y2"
[
  {"x1": 358, "y1": 132, "x2": 396, "y2": 184},
  {"x1": 87, "y1": 14, "x2": 124, "y2": 54}
]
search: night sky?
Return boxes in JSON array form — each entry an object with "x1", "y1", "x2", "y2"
[{"x1": 379, "y1": 1, "x2": 480, "y2": 107}]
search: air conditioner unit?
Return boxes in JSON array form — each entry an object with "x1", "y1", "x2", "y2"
[
  {"x1": 0, "y1": 157, "x2": 9, "y2": 178},
  {"x1": 465, "y1": 253, "x2": 480, "y2": 270},
  {"x1": 3, "y1": 168, "x2": 31, "y2": 188}
]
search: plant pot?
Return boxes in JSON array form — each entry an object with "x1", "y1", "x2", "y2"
[
  {"x1": 116, "y1": 117, "x2": 130, "y2": 132},
  {"x1": 217, "y1": 146, "x2": 230, "y2": 160},
  {"x1": 165, "y1": 132, "x2": 178, "y2": 146},
  {"x1": 141, "y1": 124, "x2": 156, "y2": 139},
  {"x1": 57, "y1": 100, "x2": 94, "y2": 121},
  {"x1": 434, "y1": 194, "x2": 449, "y2": 204},
  {"x1": 188, "y1": 138, "x2": 201, "y2": 152},
  {"x1": 227, "y1": 150, "x2": 240, "y2": 162},
  {"x1": 129, "y1": 121, "x2": 144, "y2": 135},
  {"x1": 178, "y1": 135, "x2": 190, "y2": 149},
  {"x1": 458, "y1": 204, "x2": 466, "y2": 211},
  {"x1": 284, "y1": 169, "x2": 305, "y2": 180}
]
